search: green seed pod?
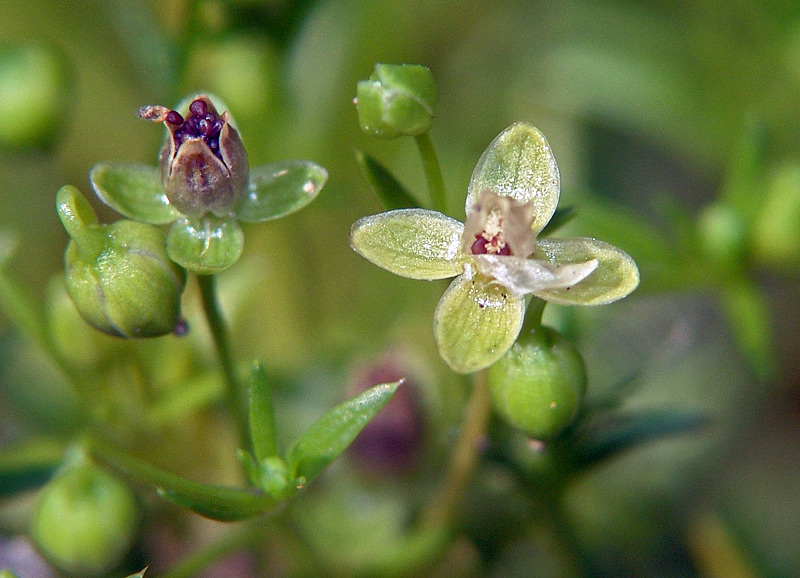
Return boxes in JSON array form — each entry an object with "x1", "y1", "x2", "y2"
[
  {"x1": 57, "y1": 186, "x2": 186, "y2": 338},
  {"x1": 31, "y1": 457, "x2": 140, "y2": 577},
  {"x1": 355, "y1": 64, "x2": 437, "y2": 138},
  {"x1": 138, "y1": 95, "x2": 249, "y2": 217},
  {"x1": 487, "y1": 326, "x2": 586, "y2": 440}
]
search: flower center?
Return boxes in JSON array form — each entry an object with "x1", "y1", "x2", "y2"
[
  {"x1": 470, "y1": 208, "x2": 512, "y2": 255},
  {"x1": 165, "y1": 99, "x2": 224, "y2": 160}
]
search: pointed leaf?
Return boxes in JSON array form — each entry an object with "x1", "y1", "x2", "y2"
[
  {"x1": 532, "y1": 237, "x2": 639, "y2": 305},
  {"x1": 90, "y1": 163, "x2": 179, "y2": 225},
  {"x1": 236, "y1": 160, "x2": 327, "y2": 222},
  {"x1": 166, "y1": 215, "x2": 243, "y2": 275},
  {"x1": 0, "y1": 437, "x2": 64, "y2": 497},
  {"x1": 124, "y1": 569, "x2": 148, "y2": 578},
  {"x1": 573, "y1": 410, "x2": 707, "y2": 470},
  {"x1": 355, "y1": 150, "x2": 421, "y2": 210},
  {"x1": 350, "y1": 209, "x2": 465, "y2": 279},
  {"x1": 286, "y1": 381, "x2": 401, "y2": 484},
  {"x1": 467, "y1": 123, "x2": 560, "y2": 235},
  {"x1": 433, "y1": 274, "x2": 525, "y2": 373},
  {"x1": 248, "y1": 362, "x2": 278, "y2": 461}
]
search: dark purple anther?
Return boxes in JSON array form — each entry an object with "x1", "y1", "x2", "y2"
[
  {"x1": 471, "y1": 235, "x2": 489, "y2": 254},
  {"x1": 165, "y1": 98, "x2": 225, "y2": 161},
  {"x1": 166, "y1": 111, "x2": 183, "y2": 125},
  {"x1": 471, "y1": 233, "x2": 512, "y2": 255},
  {"x1": 189, "y1": 98, "x2": 207, "y2": 117}
]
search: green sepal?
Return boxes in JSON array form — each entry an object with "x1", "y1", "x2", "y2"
[
  {"x1": 433, "y1": 275, "x2": 526, "y2": 374},
  {"x1": 286, "y1": 381, "x2": 401, "y2": 485},
  {"x1": 90, "y1": 163, "x2": 179, "y2": 225},
  {"x1": 166, "y1": 215, "x2": 244, "y2": 274},
  {"x1": 123, "y1": 569, "x2": 148, "y2": 578},
  {"x1": 248, "y1": 362, "x2": 278, "y2": 461},
  {"x1": 466, "y1": 122, "x2": 560, "y2": 235},
  {"x1": 350, "y1": 209, "x2": 465, "y2": 279},
  {"x1": 235, "y1": 160, "x2": 327, "y2": 222},
  {"x1": 533, "y1": 237, "x2": 640, "y2": 305},
  {"x1": 354, "y1": 149, "x2": 422, "y2": 210}
]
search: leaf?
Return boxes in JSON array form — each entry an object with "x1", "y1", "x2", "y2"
[
  {"x1": 539, "y1": 205, "x2": 576, "y2": 237},
  {"x1": 236, "y1": 160, "x2": 327, "y2": 222},
  {"x1": 466, "y1": 123, "x2": 560, "y2": 235},
  {"x1": 532, "y1": 237, "x2": 640, "y2": 305},
  {"x1": 166, "y1": 215, "x2": 244, "y2": 275},
  {"x1": 572, "y1": 409, "x2": 707, "y2": 470},
  {"x1": 350, "y1": 209, "x2": 465, "y2": 279},
  {"x1": 90, "y1": 163, "x2": 179, "y2": 225},
  {"x1": 354, "y1": 150, "x2": 421, "y2": 210},
  {"x1": 286, "y1": 381, "x2": 401, "y2": 484},
  {"x1": 0, "y1": 437, "x2": 64, "y2": 497},
  {"x1": 433, "y1": 275, "x2": 525, "y2": 373},
  {"x1": 248, "y1": 362, "x2": 278, "y2": 461}
]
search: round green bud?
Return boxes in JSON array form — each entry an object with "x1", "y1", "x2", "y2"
[
  {"x1": 355, "y1": 64, "x2": 437, "y2": 138},
  {"x1": 0, "y1": 41, "x2": 71, "y2": 149},
  {"x1": 487, "y1": 326, "x2": 586, "y2": 440},
  {"x1": 697, "y1": 202, "x2": 748, "y2": 270},
  {"x1": 57, "y1": 186, "x2": 186, "y2": 338},
  {"x1": 31, "y1": 460, "x2": 140, "y2": 577}
]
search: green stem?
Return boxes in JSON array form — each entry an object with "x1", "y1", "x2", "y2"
[
  {"x1": 414, "y1": 133, "x2": 447, "y2": 214},
  {"x1": 197, "y1": 274, "x2": 249, "y2": 450},
  {"x1": 419, "y1": 369, "x2": 491, "y2": 529},
  {"x1": 521, "y1": 297, "x2": 546, "y2": 335}
]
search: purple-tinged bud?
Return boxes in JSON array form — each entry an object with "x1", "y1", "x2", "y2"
[{"x1": 138, "y1": 95, "x2": 249, "y2": 218}]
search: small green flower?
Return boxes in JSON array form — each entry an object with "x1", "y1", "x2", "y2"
[
  {"x1": 350, "y1": 123, "x2": 639, "y2": 373},
  {"x1": 89, "y1": 94, "x2": 327, "y2": 274}
]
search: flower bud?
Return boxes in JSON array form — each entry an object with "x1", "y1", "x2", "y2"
[
  {"x1": 487, "y1": 326, "x2": 586, "y2": 440},
  {"x1": 31, "y1": 457, "x2": 140, "y2": 577},
  {"x1": 355, "y1": 64, "x2": 437, "y2": 138},
  {"x1": 57, "y1": 186, "x2": 186, "y2": 338},
  {"x1": 138, "y1": 94, "x2": 249, "y2": 217}
]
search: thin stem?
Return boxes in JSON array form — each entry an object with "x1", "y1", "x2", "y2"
[
  {"x1": 197, "y1": 274, "x2": 249, "y2": 450},
  {"x1": 521, "y1": 297, "x2": 546, "y2": 335},
  {"x1": 419, "y1": 369, "x2": 491, "y2": 529},
  {"x1": 414, "y1": 133, "x2": 447, "y2": 214}
]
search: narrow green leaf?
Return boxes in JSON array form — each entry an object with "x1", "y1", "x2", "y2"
[
  {"x1": 354, "y1": 150, "x2": 421, "y2": 210},
  {"x1": 248, "y1": 362, "x2": 278, "y2": 461},
  {"x1": 719, "y1": 115, "x2": 766, "y2": 226},
  {"x1": 123, "y1": 569, "x2": 148, "y2": 578},
  {"x1": 0, "y1": 437, "x2": 64, "y2": 496},
  {"x1": 721, "y1": 280, "x2": 775, "y2": 380},
  {"x1": 89, "y1": 437, "x2": 274, "y2": 521},
  {"x1": 236, "y1": 160, "x2": 327, "y2": 222},
  {"x1": 90, "y1": 163, "x2": 179, "y2": 225},
  {"x1": 572, "y1": 410, "x2": 707, "y2": 469},
  {"x1": 286, "y1": 381, "x2": 401, "y2": 484}
]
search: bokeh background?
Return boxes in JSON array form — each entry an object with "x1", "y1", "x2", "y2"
[{"x1": 1, "y1": 1, "x2": 799, "y2": 577}]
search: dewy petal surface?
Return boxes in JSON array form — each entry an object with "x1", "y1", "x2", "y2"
[
  {"x1": 90, "y1": 163, "x2": 180, "y2": 225},
  {"x1": 350, "y1": 209, "x2": 465, "y2": 279},
  {"x1": 472, "y1": 254, "x2": 599, "y2": 299},
  {"x1": 467, "y1": 123, "x2": 560, "y2": 235},
  {"x1": 532, "y1": 237, "x2": 640, "y2": 305},
  {"x1": 434, "y1": 275, "x2": 525, "y2": 373}
]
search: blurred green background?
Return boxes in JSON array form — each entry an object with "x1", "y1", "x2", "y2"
[{"x1": 1, "y1": 0, "x2": 799, "y2": 576}]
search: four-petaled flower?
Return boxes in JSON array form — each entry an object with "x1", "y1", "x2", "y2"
[
  {"x1": 350, "y1": 122, "x2": 639, "y2": 373},
  {"x1": 88, "y1": 94, "x2": 327, "y2": 274}
]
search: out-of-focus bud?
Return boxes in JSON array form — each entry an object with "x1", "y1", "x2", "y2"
[
  {"x1": 56, "y1": 185, "x2": 186, "y2": 338},
  {"x1": 346, "y1": 353, "x2": 425, "y2": 474},
  {"x1": 487, "y1": 326, "x2": 586, "y2": 440},
  {"x1": 697, "y1": 202, "x2": 747, "y2": 271},
  {"x1": 355, "y1": 64, "x2": 437, "y2": 139},
  {"x1": 31, "y1": 455, "x2": 140, "y2": 577},
  {"x1": 752, "y1": 163, "x2": 800, "y2": 271},
  {"x1": 138, "y1": 95, "x2": 249, "y2": 217},
  {"x1": 0, "y1": 41, "x2": 71, "y2": 149}
]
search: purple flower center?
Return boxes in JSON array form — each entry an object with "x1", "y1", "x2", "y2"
[
  {"x1": 166, "y1": 99, "x2": 224, "y2": 160},
  {"x1": 471, "y1": 233, "x2": 512, "y2": 255}
]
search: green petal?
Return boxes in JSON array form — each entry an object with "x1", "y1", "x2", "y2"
[
  {"x1": 90, "y1": 163, "x2": 179, "y2": 225},
  {"x1": 166, "y1": 215, "x2": 244, "y2": 275},
  {"x1": 236, "y1": 160, "x2": 327, "y2": 222},
  {"x1": 467, "y1": 123, "x2": 560, "y2": 235},
  {"x1": 434, "y1": 275, "x2": 525, "y2": 373},
  {"x1": 532, "y1": 237, "x2": 639, "y2": 305},
  {"x1": 350, "y1": 209, "x2": 465, "y2": 279}
]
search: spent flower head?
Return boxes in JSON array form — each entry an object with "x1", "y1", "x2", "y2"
[
  {"x1": 350, "y1": 122, "x2": 639, "y2": 373},
  {"x1": 88, "y1": 93, "x2": 327, "y2": 274}
]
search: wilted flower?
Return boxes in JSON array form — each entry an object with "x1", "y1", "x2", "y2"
[
  {"x1": 88, "y1": 93, "x2": 327, "y2": 274},
  {"x1": 350, "y1": 122, "x2": 639, "y2": 373}
]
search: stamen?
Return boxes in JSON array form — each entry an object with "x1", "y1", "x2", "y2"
[{"x1": 166, "y1": 99, "x2": 224, "y2": 161}]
